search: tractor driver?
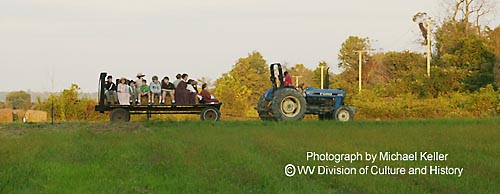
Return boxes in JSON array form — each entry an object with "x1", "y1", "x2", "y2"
[{"x1": 283, "y1": 71, "x2": 293, "y2": 87}]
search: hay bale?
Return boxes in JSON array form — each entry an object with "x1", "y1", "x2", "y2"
[
  {"x1": 164, "y1": 95, "x2": 172, "y2": 105},
  {"x1": 153, "y1": 94, "x2": 160, "y2": 105},
  {"x1": 141, "y1": 96, "x2": 149, "y2": 105},
  {"x1": 0, "y1": 109, "x2": 14, "y2": 122},
  {"x1": 25, "y1": 110, "x2": 48, "y2": 122},
  {"x1": 13, "y1": 109, "x2": 26, "y2": 121}
]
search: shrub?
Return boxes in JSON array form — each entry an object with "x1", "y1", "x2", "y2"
[{"x1": 348, "y1": 85, "x2": 499, "y2": 120}]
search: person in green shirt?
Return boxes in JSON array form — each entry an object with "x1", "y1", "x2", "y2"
[{"x1": 139, "y1": 79, "x2": 151, "y2": 105}]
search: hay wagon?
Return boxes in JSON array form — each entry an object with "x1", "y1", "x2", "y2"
[{"x1": 95, "y1": 72, "x2": 222, "y2": 122}]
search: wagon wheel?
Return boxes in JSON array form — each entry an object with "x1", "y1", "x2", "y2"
[
  {"x1": 110, "y1": 108, "x2": 130, "y2": 122},
  {"x1": 200, "y1": 107, "x2": 221, "y2": 121}
]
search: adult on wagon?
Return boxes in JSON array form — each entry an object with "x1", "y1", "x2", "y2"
[
  {"x1": 186, "y1": 79, "x2": 199, "y2": 104},
  {"x1": 200, "y1": 83, "x2": 219, "y2": 104},
  {"x1": 174, "y1": 73, "x2": 190, "y2": 105},
  {"x1": 173, "y1": 74, "x2": 182, "y2": 88},
  {"x1": 117, "y1": 77, "x2": 131, "y2": 105}
]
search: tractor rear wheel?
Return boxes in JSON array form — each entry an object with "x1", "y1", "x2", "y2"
[
  {"x1": 270, "y1": 88, "x2": 306, "y2": 121},
  {"x1": 110, "y1": 108, "x2": 130, "y2": 122},
  {"x1": 335, "y1": 106, "x2": 353, "y2": 122},
  {"x1": 257, "y1": 95, "x2": 274, "y2": 121}
]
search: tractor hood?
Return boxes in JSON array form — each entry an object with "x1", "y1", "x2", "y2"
[{"x1": 304, "y1": 88, "x2": 346, "y2": 98}]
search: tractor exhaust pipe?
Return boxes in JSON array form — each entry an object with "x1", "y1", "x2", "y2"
[
  {"x1": 320, "y1": 66, "x2": 330, "y2": 89},
  {"x1": 325, "y1": 67, "x2": 330, "y2": 89}
]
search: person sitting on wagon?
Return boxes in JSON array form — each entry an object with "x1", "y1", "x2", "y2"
[
  {"x1": 174, "y1": 73, "x2": 190, "y2": 105},
  {"x1": 129, "y1": 80, "x2": 139, "y2": 105},
  {"x1": 192, "y1": 80, "x2": 199, "y2": 93},
  {"x1": 135, "y1": 73, "x2": 146, "y2": 104},
  {"x1": 200, "y1": 83, "x2": 219, "y2": 104},
  {"x1": 139, "y1": 79, "x2": 151, "y2": 105},
  {"x1": 104, "y1": 75, "x2": 118, "y2": 105},
  {"x1": 173, "y1": 73, "x2": 182, "y2": 88},
  {"x1": 117, "y1": 77, "x2": 131, "y2": 105},
  {"x1": 161, "y1": 76, "x2": 176, "y2": 104},
  {"x1": 186, "y1": 79, "x2": 201, "y2": 104},
  {"x1": 150, "y1": 76, "x2": 162, "y2": 105},
  {"x1": 136, "y1": 73, "x2": 146, "y2": 87}
]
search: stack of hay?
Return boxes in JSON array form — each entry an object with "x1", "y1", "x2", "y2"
[
  {"x1": 13, "y1": 109, "x2": 26, "y2": 122},
  {"x1": 0, "y1": 109, "x2": 14, "y2": 122},
  {"x1": 25, "y1": 110, "x2": 48, "y2": 122}
]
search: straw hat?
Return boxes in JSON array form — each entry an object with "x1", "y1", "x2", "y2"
[
  {"x1": 136, "y1": 73, "x2": 145, "y2": 78},
  {"x1": 120, "y1": 77, "x2": 128, "y2": 82}
]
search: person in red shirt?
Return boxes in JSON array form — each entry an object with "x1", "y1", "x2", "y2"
[
  {"x1": 283, "y1": 71, "x2": 293, "y2": 87},
  {"x1": 200, "y1": 83, "x2": 219, "y2": 104}
]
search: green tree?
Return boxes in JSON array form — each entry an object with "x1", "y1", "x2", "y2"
[
  {"x1": 6, "y1": 91, "x2": 31, "y2": 109},
  {"x1": 213, "y1": 51, "x2": 269, "y2": 116},
  {"x1": 213, "y1": 74, "x2": 252, "y2": 116},
  {"x1": 228, "y1": 51, "x2": 269, "y2": 105},
  {"x1": 435, "y1": 21, "x2": 496, "y2": 91},
  {"x1": 487, "y1": 26, "x2": 500, "y2": 82},
  {"x1": 338, "y1": 36, "x2": 371, "y2": 70},
  {"x1": 37, "y1": 84, "x2": 105, "y2": 121},
  {"x1": 311, "y1": 61, "x2": 335, "y2": 88},
  {"x1": 383, "y1": 51, "x2": 426, "y2": 78},
  {"x1": 286, "y1": 64, "x2": 314, "y2": 88}
]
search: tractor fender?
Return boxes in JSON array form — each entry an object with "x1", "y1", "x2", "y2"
[
  {"x1": 346, "y1": 106, "x2": 356, "y2": 115},
  {"x1": 263, "y1": 88, "x2": 274, "y2": 101}
]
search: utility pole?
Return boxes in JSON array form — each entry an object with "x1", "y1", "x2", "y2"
[
  {"x1": 292, "y1": 76, "x2": 302, "y2": 87},
  {"x1": 426, "y1": 20, "x2": 432, "y2": 77},
  {"x1": 320, "y1": 66, "x2": 324, "y2": 89},
  {"x1": 354, "y1": 50, "x2": 368, "y2": 93},
  {"x1": 51, "y1": 66, "x2": 54, "y2": 125}
]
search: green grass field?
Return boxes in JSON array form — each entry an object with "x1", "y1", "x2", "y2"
[{"x1": 0, "y1": 119, "x2": 499, "y2": 193}]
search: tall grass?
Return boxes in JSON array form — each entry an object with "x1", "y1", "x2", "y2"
[{"x1": 0, "y1": 119, "x2": 499, "y2": 193}]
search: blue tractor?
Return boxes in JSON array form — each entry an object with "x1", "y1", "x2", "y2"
[{"x1": 257, "y1": 63, "x2": 355, "y2": 121}]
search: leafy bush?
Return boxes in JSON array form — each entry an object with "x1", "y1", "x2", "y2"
[
  {"x1": 36, "y1": 84, "x2": 106, "y2": 121},
  {"x1": 350, "y1": 85, "x2": 499, "y2": 120}
]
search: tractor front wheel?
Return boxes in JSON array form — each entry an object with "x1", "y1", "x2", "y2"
[{"x1": 335, "y1": 106, "x2": 354, "y2": 122}]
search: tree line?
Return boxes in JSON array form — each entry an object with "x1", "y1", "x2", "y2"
[
  {"x1": 3, "y1": 0, "x2": 499, "y2": 121},
  {"x1": 214, "y1": 0, "x2": 500, "y2": 118}
]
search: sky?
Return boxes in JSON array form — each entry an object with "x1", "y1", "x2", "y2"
[{"x1": 1, "y1": 0, "x2": 499, "y2": 93}]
